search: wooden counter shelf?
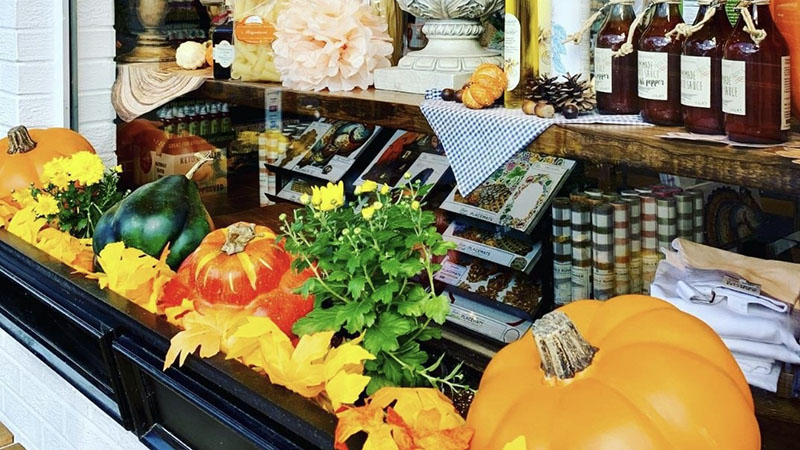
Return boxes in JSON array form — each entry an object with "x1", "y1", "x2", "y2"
[{"x1": 197, "y1": 78, "x2": 800, "y2": 195}]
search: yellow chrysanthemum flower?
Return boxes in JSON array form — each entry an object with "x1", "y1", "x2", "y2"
[
  {"x1": 380, "y1": 184, "x2": 390, "y2": 195},
  {"x1": 114, "y1": 165, "x2": 123, "y2": 173},
  {"x1": 316, "y1": 182, "x2": 344, "y2": 212},
  {"x1": 361, "y1": 206, "x2": 375, "y2": 221},
  {"x1": 411, "y1": 201, "x2": 420, "y2": 211},
  {"x1": 11, "y1": 189, "x2": 36, "y2": 208},
  {"x1": 68, "y1": 151, "x2": 105, "y2": 186},
  {"x1": 300, "y1": 193, "x2": 310, "y2": 205},
  {"x1": 42, "y1": 157, "x2": 70, "y2": 190},
  {"x1": 33, "y1": 194, "x2": 59, "y2": 217},
  {"x1": 360, "y1": 180, "x2": 378, "y2": 194},
  {"x1": 372, "y1": 201, "x2": 383, "y2": 210}
]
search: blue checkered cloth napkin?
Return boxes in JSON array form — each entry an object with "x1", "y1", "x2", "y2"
[{"x1": 421, "y1": 89, "x2": 651, "y2": 195}]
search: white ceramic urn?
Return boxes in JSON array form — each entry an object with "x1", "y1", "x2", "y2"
[{"x1": 374, "y1": 0, "x2": 504, "y2": 94}]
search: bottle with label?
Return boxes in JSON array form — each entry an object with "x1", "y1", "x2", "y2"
[
  {"x1": 175, "y1": 106, "x2": 188, "y2": 137},
  {"x1": 212, "y1": 6, "x2": 234, "y2": 81},
  {"x1": 639, "y1": 1, "x2": 686, "y2": 125},
  {"x1": 538, "y1": 0, "x2": 553, "y2": 76},
  {"x1": 552, "y1": 0, "x2": 592, "y2": 80},
  {"x1": 187, "y1": 104, "x2": 199, "y2": 137},
  {"x1": 723, "y1": 0, "x2": 791, "y2": 143},
  {"x1": 220, "y1": 103, "x2": 232, "y2": 133},
  {"x1": 504, "y1": 0, "x2": 539, "y2": 108},
  {"x1": 772, "y1": 0, "x2": 800, "y2": 117},
  {"x1": 163, "y1": 107, "x2": 176, "y2": 137},
  {"x1": 681, "y1": 0, "x2": 733, "y2": 134},
  {"x1": 209, "y1": 103, "x2": 221, "y2": 137},
  {"x1": 595, "y1": 0, "x2": 640, "y2": 114},
  {"x1": 198, "y1": 104, "x2": 210, "y2": 138}
]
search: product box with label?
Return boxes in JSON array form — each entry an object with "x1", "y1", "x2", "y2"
[
  {"x1": 444, "y1": 287, "x2": 533, "y2": 344},
  {"x1": 443, "y1": 219, "x2": 542, "y2": 274},
  {"x1": 154, "y1": 148, "x2": 228, "y2": 197}
]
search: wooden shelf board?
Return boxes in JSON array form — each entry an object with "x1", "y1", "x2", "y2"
[{"x1": 197, "y1": 78, "x2": 800, "y2": 195}]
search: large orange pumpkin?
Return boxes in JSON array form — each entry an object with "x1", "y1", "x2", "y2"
[
  {"x1": 163, "y1": 222, "x2": 292, "y2": 308},
  {"x1": 0, "y1": 126, "x2": 95, "y2": 202},
  {"x1": 467, "y1": 295, "x2": 759, "y2": 450}
]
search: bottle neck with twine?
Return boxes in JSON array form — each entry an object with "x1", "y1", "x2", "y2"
[
  {"x1": 564, "y1": 0, "x2": 636, "y2": 46},
  {"x1": 613, "y1": 0, "x2": 681, "y2": 58},
  {"x1": 736, "y1": 0, "x2": 770, "y2": 46},
  {"x1": 665, "y1": 0, "x2": 726, "y2": 40}
]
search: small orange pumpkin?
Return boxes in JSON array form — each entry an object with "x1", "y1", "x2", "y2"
[
  {"x1": 205, "y1": 44, "x2": 214, "y2": 68},
  {"x1": 163, "y1": 222, "x2": 292, "y2": 308},
  {"x1": 0, "y1": 126, "x2": 95, "y2": 202},
  {"x1": 462, "y1": 63, "x2": 507, "y2": 109},
  {"x1": 468, "y1": 295, "x2": 759, "y2": 449}
]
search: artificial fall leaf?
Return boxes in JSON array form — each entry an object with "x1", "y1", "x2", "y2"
[
  {"x1": 0, "y1": 200, "x2": 19, "y2": 229},
  {"x1": 163, "y1": 307, "x2": 250, "y2": 370},
  {"x1": 371, "y1": 387, "x2": 466, "y2": 431},
  {"x1": 7, "y1": 207, "x2": 46, "y2": 244},
  {"x1": 80, "y1": 242, "x2": 175, "y2": 313},
  {"x1": 164, "y1": 299, "x2": 196, "y2": 327},
  {"x1": 35, "y1": 229, "x2": 93, "y2": 271},
  {"x1": 503, "y1": 435, "x2": 527, "y2": 450},
  {"x1": 226, "y1": 316, "x2": 291, "y2": 369},
  {"x1": 334, "y1": 403, "x2": 398, "y2": 450}
]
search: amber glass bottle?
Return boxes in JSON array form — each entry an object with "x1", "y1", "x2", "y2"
[
  {"x1": 595, "y1": 1, "x2": 640, "y2": 114},
  {"x1": 682, "y1": 1, "x2": 734, "y2": 134},
  {"x1": 723, "y1": 0, "x2": 791, "y2": 143},
  {"x1": 638, "y1": 1, "x2": 685, "y2": 125}
]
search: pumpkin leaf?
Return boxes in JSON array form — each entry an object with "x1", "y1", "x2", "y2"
[{"x1": 163, "y1": 307, "x2": 250, "y2": 370}]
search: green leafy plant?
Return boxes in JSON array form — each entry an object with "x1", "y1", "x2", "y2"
[
  {"x1": 280, "y1": 179, "x2": 469, "y2": 394},
  {"x1": 23, "y1": 151, "x2": 125, "y2": 238}
]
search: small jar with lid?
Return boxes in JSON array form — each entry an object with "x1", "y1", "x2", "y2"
[
  {"x1": 680, "y1": 0, "x2": 734, "y2": 134},
  {"x1": 723, "y1": 0, "x2": 791, "y2": 144}
]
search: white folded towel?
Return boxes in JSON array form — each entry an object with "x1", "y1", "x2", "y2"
[
  {"x1": 733, "y1": 353, "x2": 781, "y2": 392},
  {"x1": 651, "y1": 261, "x2": 800, "y2": 353},
  {"x1": 723, "y1": 338, "x2": 800, "y2": 365}
]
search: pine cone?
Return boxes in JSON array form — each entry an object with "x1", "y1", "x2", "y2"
[{"x1": 526, "y1": 73, "x2": 596, "y2": 113}]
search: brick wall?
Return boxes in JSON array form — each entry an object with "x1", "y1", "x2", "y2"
[
  {"x1": 0, "y1": 326, "x2": 145, "y2": 450},
  {"x1": 0, "y1": 0, "x2": 117, "y2": 163}
]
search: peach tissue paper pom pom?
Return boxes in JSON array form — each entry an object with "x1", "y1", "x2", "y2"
[{"x1": 272, "y1": 0, "x2": 393, "y2": 92}]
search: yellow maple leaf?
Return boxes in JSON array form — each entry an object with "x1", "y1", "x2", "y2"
[
  {"x1": 35, "y1": 228, "x2": 93, "y2": 270},
  {"x1": 503, "y1": 435, "x2": 527, "y2": 450},
  {"x1": 226, "y1": 316, "x2": 291, "y2": 369},
  {"x1": 326, "y1": 371, "x2": 371, "y2": 410},
  {"x1": 335, "y1": 404, "x2": 398, "y2": 450},
  {"x1": 81, "y1": 242, "x2": 175, "y2": 313},
  {"x1": 7, "y1": 206, "x2": 46, "y2": 244},
  {"x1": 163, "y1": 307, "x2": 250, "y2": 370},
  {"x1": 371, "y1": 387, "x2": 466, "y2": 431},
  {"x1": 0, "y1": 200, "x2": 19, "y2": 229}
]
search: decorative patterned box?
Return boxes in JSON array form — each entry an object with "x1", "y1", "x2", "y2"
[{"x1": 443, "y1": 219, "x2": 542, "y2": 274}]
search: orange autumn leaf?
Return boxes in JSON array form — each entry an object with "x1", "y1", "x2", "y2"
[
  {"x1": 35, "y1": 229, "x2": 93, "y2": 271},
  {"x1": 335, "y1": 403, "x2": 398, "y2": 450},
  {"x1": 163, "y1": 307, "x2": 250, "y2": 370},
  {"x1": 335, "y1": 388, "x2": 473, "y2": 450},
  {"x1": 0, "y1": 200, "x2": 19, "y2": 229},
  {"x1": 164, "y1": 298, "x2": 196, "y2": 327},
  {"x1": 79, "y1": 242, "x2": 175, "y2": 313}
]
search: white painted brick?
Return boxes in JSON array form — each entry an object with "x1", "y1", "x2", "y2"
[
  {"x1": 0, "y1": 61, "x2": 56, "y2": 95},
  {"x1": 0, "y1": 28, "x2": 54, "y2": 62},
  {"x1": 78, "y1": 91, "x2": 115, "y2": 123},
  {"x1": 6, "y1": 0, "x2": 55, "y2": 29},
  {"x1": 0, "y1": 94, "x2": 54, "y2": 128},
  {"x1": 77, "y1": 0, "x2": 115, "y2": 28},
  {"x1": 77, "y1": 28, "x2": 116, "y2": 60},
  {"x1": 0, "y1": 327, "x2": 146, "y2": 450},
  {"x1": 78, "y1": 59, "x2": 116, "y2": 92},
  {"x1": 79, "y1": 121, "x2": 117, "y2": 157}
]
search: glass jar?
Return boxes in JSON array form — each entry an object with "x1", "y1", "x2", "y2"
[
  {"x1": 595, "y1": 1, "x2": 640, "y2": 114},
  {"x1": 639, "y1": 1, "x2": 686, "y2": 125},
  {"x1": 682, "y1": 0, "x2": 734, "y2": 134},
  {"x1": 723, "y1": 0, "x2": 791, "y2": 144}
]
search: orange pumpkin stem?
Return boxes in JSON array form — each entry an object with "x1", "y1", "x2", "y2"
[
  {"x1": 7, "y1": 126, "x2": 37, "y2": 155},
  {"x1": 221, "y1": 222, "x2": 257, "y2": 255},
  {"x1": 532, "y1": 311, "x2": 597, "y2": 380}
]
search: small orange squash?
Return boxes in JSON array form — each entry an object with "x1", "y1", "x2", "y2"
[
  {"x1": 462, "y1": 63, "x2": 507, "y2": 109},
  {"x1": 467, "y1": 295, "x2": 759, "y2": 450},
  {"x1": 0, "y1": 126, "x2": 95, "y2": 202}
]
